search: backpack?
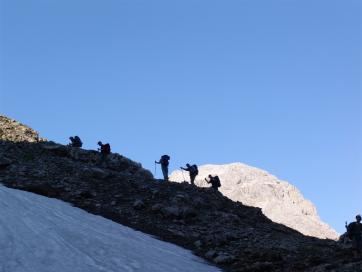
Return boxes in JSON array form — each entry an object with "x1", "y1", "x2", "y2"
[
  {"x1": 346, "y1": 222, "x2": 360, "y2": 239},
  {"x1": 214, "y1": 176, "x2": 221, "y2": 187},
  {"x1": 74, "y1": 136, "x2": 82, "y2": 147},
  {"x1": 102, "y1": 143, "x2": 111, "y2": 154},
  {"x1": 160, "y1": 155, "x2": 170, "y2": 166},
  {"x1": 161, "y1": 155, "x2": 170, "y2": 161},
  {"x1": 191, "y1": 164, "x2": 198, "y2": 175}
]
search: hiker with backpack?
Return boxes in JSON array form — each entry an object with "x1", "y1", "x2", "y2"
[
  {"x1": 97, "y1": 141, "x2": 111, "y2": 155},
  {"x1": 155, "y1": 155, "x2": 170, "y2": 181},
  {"x1": 346, "y1": 214, "x2": 362, "y2": 258},
  {"x1": 181, "y1": 163, "x2": 198, "y2": 185},
  {"x1": 69, "y1": 136, "x2": 82, "y2": 148},
  {"x1": 205, "y1": 175, "x2": 221, "y2": 191},
  {"x1": 98, "y1": 141, "x2": 111, "y2": 166}
]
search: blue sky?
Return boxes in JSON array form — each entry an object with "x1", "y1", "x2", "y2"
[{"x1": 1, "y1": 0, "x2": 361, "y2": 234}]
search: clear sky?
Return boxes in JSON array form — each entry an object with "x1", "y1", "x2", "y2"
[{"x1": 1, "y1": 0, "x2": 361, "y2": 234}]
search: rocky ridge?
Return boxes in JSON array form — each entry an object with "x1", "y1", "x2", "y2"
[
  {"x1": 170, "y1": 163, "x2": 338, "y2": 240},
  {"x1": 0, "y1": 115, "x2": 46, "y2": 142},
  {"x1": 0, "y1": 116, "x2": 360, "y2": 272}
]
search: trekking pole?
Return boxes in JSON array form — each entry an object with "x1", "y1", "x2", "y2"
[
  {"x1": 154, "y1": 161, "x2": 157, "y2": 177},
  {"x1": 181, "y1": 168, "x2": 186, "y2": 182}
]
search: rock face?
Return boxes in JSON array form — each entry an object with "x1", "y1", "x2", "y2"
[
  {"x1": 1, "y1": 116, "x2": 360, "y2": 272},
  {"x1": 170, "y1": 163, "x2": 339, "y2": 240},
  {"x1": 0, "y1": 115, "x2": 46, "y2": 142}
]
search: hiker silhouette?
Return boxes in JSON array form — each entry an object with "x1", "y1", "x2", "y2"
[
  {"x1": 97, "y1": 141, "x2": 111, "y2": 155},
  {"x1": 205, "y1": 175, "x2": 221, "y2": 191},
  {"x1": 181, "y1": 164, "x2": 198, "y2": 185},
  {"x1": 346, "y1": 214, "x2": 362, "y2": 258},
  {"x1": 155, "y1": 155, "x2": 170, "y2": 181},
  {"x1": 69, "y1": 136, "x2": 82, "y2": 148}
]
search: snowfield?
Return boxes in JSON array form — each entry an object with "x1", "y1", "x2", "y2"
[{"x1": 0, "y1": 185, "x2": 220, "y2": 272}]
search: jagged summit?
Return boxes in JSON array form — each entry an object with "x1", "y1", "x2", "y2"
[
  {"x1": 0, "y1": 115, "x2": 46, "y2": 142},
  {"x1": 170, "y1": 163, "x2": 339, "y2": 240}
]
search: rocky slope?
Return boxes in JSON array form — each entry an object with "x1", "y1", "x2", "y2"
[
  {"x1": 170, "y1": 163, "x2": 338, "y2": 240},
  {"x1": 0, "y1": 116, "x2": 361, "y2": 272}
]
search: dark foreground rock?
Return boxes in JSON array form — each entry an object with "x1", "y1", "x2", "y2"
[{"x1": 0, "y1": 117, "x2": 361, "y2": 271}]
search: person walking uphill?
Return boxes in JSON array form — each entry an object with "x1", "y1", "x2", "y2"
[
  {"x1": 181, "y1": 164, "x2": 198, "y2": 185},
  {"x1": 97, "y1": 141, "x2": 111, "y2": 155},
  {"x1": 155, "y1": 155, "x2": 170, "y2": 181},
  {"x1": 205, "y1": 175, "x2": 221, "y2": 191},
  {"x1": 347, "y1": 214, "x2": 362, "y2": 258},
  {"x1": 69, "y1": 136, "x2": 82, "y2": 148},
  {"x1": 98, "y1": 141, "x2": 111, "y2": 166}
]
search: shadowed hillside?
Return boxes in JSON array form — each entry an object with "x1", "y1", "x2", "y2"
[{"x1": 0, "y1": 115, "x2": 361, "y2": 272}]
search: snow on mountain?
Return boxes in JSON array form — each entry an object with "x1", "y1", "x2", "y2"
[
  {"x1": 170, "y1": 163, "x2": 338, "y2": 240},
  {"x1": 0, "y1": 185, "x2": 220, "y2": 272}
]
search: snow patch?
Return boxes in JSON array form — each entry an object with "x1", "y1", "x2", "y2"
[{"x1": 0, "y1": 185, "x2": 220, "y2": 272}]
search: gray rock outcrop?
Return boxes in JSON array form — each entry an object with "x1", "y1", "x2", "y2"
[{"x1": 170, "y1": 163, "x2": 339, "y2": 240}]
